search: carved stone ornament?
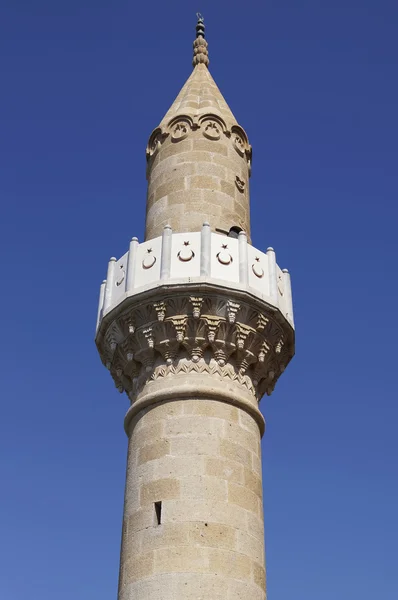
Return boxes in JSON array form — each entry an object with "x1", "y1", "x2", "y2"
[
  {"x1": 96, "y1": 290, "x2": 294, "y2": 402},
  {"x1": 235, "y1": 175, "x2": 245, "y2": 193},
  {"x1": 178, "y1": 241, "x2": 195, "y2": 262},
  {"x1": 169, "y1": 117, "x2": 193, "y2": 142},
  {"x1": 203, "y1": 120, "x2": 221, "y2": 140},
  {"x1": 146, "y1": 128, "x2": 164, "y2": 160},
  {"x1": 115, "y1": 263, "x2": 125, "y2": 287},
  {"x1": 231, "y1": 125, "x2": 247, "y2": 157},
  {"x1": 252, "y1": 257, "x2": 264, "y2": 279},
  {"x1": 217, "y1": 243, "x2": 233, "y2": 265},
  {"x1": 142, "y1": 248, "x2": 156, "y2": 269},
  {"x1": 199, "y1": 115, "x2": 226, "y2": 141},
  {"x1": 278, "y1": 271, "x2": 285, "y2": 296},
  {"x1": 193, "y1": 35, "x2": 209, "y2": 67}
]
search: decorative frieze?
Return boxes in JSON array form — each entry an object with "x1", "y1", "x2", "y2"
[
  {"x1": 96, "y1": 291, "x2": 294, "y2": 402},
  {"x1": 145, "y1": 112, "x2": 252, "y2": 170}
]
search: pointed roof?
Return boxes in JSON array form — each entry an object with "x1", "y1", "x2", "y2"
[{"x1": 159, "y1": 15, "x2": 237, "y2": 129}]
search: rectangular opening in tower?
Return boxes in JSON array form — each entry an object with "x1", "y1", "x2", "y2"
[{"x1": 154, "y1": 501, "x2": 162, "y2": 525}]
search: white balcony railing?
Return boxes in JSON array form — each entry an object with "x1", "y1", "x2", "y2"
[{"x1": 96, "y1": 223, "x2": 294, "y2": 333}]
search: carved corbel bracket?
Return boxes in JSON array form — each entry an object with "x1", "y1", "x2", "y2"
[{"x1": 96, "y1": 290, "x2": 294, "y2": 402}]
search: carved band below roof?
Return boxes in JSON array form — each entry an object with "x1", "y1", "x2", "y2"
[
  {"x1": 145, "y1": 114, "x2": 252, "y2": 171},
  {"x1": 199, "y1": 114, "x2": 227, "y2": 140},
  {"x1": 146, "y1": 127, "x2": 166, "y2": 160},
  {"x1": 96, "y1": 290, "x2": 294, "y2": 403},
  {"x1": 168, "y1": 115, "x2": 195, "y2": 142},
  {"x1": 231, "y1": 124, "x2": 252, "y2": 161}
]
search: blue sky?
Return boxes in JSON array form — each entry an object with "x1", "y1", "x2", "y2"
[{"x1": 1, "y1": 1, "x2": 397, "y2": 598}]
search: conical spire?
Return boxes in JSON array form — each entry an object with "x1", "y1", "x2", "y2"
[
  {"x1": 158, "y1": 15, "x2": 236, "y2": 129},
  {"x1": 145, "y1": 16, "x2": 252, "y2": 242}
]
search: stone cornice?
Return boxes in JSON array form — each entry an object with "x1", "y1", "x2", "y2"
[{"x1": 96, "y1": 285, "x2": 294, "y2": 404}]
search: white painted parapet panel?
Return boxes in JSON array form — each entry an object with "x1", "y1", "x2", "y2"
[
  {"x1": 170, "y1": 231, "x2": 201, "y2": 279},
  {"x1": 96, "y1": 224, "x2": 294, "y2": 331}
]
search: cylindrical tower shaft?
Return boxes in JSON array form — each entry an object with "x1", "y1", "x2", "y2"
[{"x1": 118, "y1": 396, "x2": 266, "y2": 600}]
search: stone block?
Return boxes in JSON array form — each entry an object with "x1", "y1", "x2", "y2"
[
  {"x1": 154, "y1": 546, "x2": 209, "y2": 573},
  {"x1": 140, "y1": 478, "x2": 180, "y2": 506},
  {"x1": 220, "y1": 179, "x2": 236, "y2": 197},
  {"x1": 124, "y1": 551, "x2": 154, "y2": 583},
  {"x1": 244, "y1": 467, "x2": 263, "y2": 498},
  {"x1": 188, "y1": 174, "x2": 220, "y2": 190},
  {"x1": 149, "y1": 153, "x2": 180, "y2": 179},
  {"x1": 154, "y1": 177, "x2": 186, "y2": 203},
  {"x1": 138, "y1": 439, "x2": 170, "y2": 465},
  {"x1": 145, "y1": 194, "x2": 168, "y2": 220},
  {"x1": 228, "y1": 483, "x2": 259, "y2": 514},
  {"x1": 148, "y1": 401, "x2": 184, "y2": 421},
  {"x1": 195, "y1": 161, "x2": 227, "y2": 179},
  {"x1": 123, "y1": 477, "x2": 140, "y2": 515},
  {"x1": 127, "y1": 507, "x2": 155, "y2": 532},
  {"x1": 237, "y1": 530, "x2": 264, "y2": 564},
  {"x1": 192, "y1": 138, "x2": 228, "y2": 155},
  {"x1": 183, "y1": 100, "x2": 201, "y2": 109},
  {"x1": 179, "y1": 476, "x2": 227, "y2": 501},
  {"x1": 228, "y1": 579, "x2": 265, "y2": 600},
  {"x1": 220, "y1": 438, "x2": 252, "y2": 468},
  {"x1": 150, "y1": 162, "x2": 197, "y2": 193},
  {"x1": 124, "y1": 527, "x2": 142, "y2": 555},
  {"x1": 188, "y1": 521, "x2": 237, "y2": 550},
  {"x1": 179, "y1": 200, "x2": 222, "y2": 217},
  {"x1": 227, "y1": 422, "x2": 260, "y2": 455},
  {"x1": 205, "y1": 456, "x2": 244, "y2": 484},
  {"x1": 164, "y1": 415, "x2": 224, "y2": 437},
  {"x1": 201, "y1": 189, "x2": 235, "y2": 210},
  {"x1": 174, "y1": 573, "x2": 227, "y2": 599},
  {"x1": 170, "y1": 435, "x2": 220, "y2": 456},
  {"x1": 207, "y1": 548, "x2": 251, "y2": 579},
  {"x1": 154, "y1": 455, "x2": 206, "y2": 479},
  {"x1": 166, "y1": 188, "x2": 203, "y2": 206},
  {"x1": 246, "y1": 512, "x2": 265, "y2": 541},
  {"x1": 212, "y1": 150, "x2": 249, "y2": 173},
  {"x1": 233, "y1": 199, "x2": 249, "y2": 222},
  {"x1": 251, "y1": 452, "x2": 262, "y2": 476},
  {"x1": 164, "y1": 499, "x2": 248, "y2": 530},
  {"x1": 158, "y1": 139, "x2": 192, "y2": 161},
  {"x1": 183, "y1": 399, "x2": 239, "y2": 422},
  {"x1": 141, "y1": 522, "x2": 190, "y2": 552},
  {"x1": 177, "y1": 150, "x2": 212, "y2": 164},
  {"x1": 132, "y1": 420, "x2": 164, "y2": 445},
  {"x1": 121, "y1": 575, "x2": 175, "y2": 600},
  {"x1": 239, "y1": 410, "x2": 260, "y2": 435},
  {"x1": 253, "y1": 562, "x2": 266, "y2": 592}
]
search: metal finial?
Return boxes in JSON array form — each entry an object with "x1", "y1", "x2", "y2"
[
  {"x1": 193, "y1": 13, "x2": 209, "y2": 68},
  {"x1": 196, "y1": 13, "x2": 205, "y2": 38}
]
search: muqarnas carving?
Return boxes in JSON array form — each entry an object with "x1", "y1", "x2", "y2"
[{"x1": 97, "y1": 292, "x2": 294, "y2": 402}]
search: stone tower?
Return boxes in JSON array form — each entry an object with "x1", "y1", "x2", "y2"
[{"x1": 96, "y1": 15, "x2": 294, "y2": 600}]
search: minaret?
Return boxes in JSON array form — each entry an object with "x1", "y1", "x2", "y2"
[{"x1": 96, "y1": 15, "x2": 294, "y2": 600}]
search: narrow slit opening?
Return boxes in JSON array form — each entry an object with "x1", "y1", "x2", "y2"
[{"x1": 154, "y1": 501, "x2": 162, "y2": 525}]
